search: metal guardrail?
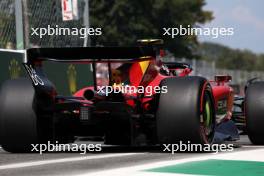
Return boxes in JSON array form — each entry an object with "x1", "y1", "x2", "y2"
[{"x1": 176, "y1": 58, "x2": 264, "y2": 86}]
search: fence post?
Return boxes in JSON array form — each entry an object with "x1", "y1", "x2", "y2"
[{"x1": 15, "y1": 0, "x2": 24, "y2": 49}]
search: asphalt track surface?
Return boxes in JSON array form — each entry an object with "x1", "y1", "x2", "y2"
[{"x1": 0, "y1": 135, "x2": 262, "y2": 176}]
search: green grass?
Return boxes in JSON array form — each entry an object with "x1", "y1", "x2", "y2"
[{"x1": 146, "y1": 159, "x2": 264, "y2": 176}]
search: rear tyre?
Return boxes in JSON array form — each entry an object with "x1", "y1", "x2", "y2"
[
  {"x1": 245, "y1": 82, "x2": 264, "y2": 145},
  {"x1": 0, "y1": 78, "x2": 52, "y2": 152},
  {"x1": 156, "y1": 76, "x2": 215, "y2": 144}
]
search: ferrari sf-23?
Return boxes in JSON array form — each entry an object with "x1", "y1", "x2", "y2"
[{"x1": 0, "y1": 40, "x2": 257, "y2": 153}]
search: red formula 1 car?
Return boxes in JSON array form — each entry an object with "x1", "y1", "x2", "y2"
[{"x1": 0, "y1": 40, "x2": 237, "y2": 152}]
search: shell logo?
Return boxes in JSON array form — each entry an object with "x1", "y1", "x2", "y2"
[
  {"x1": 67, "y1": 64, "x2": 77, "y2": 94},
  {"x1": 9, "y1": 59, "x2": 21, "y2": 79}
]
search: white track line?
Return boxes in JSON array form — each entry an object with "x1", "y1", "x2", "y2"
[
  {"x1": 242, "y1": 145, "x2": 264, "y2": 148},
  {"x1": 0, "y1": 49, "x2": 25, "y2": 53},
  {"x1": 77, "y1": 148, "x2": 264, "y2": 176},
  {"x1": 0, "y1": 153, "x2": 142, "y2": 170}
]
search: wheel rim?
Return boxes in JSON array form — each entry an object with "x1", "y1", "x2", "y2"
[
  {"x1": 205, "y1": 101, "x2": 211, "y2": 127},
  {"x1": 200, "y1": 91, "x2": 214, "y2": 143}
]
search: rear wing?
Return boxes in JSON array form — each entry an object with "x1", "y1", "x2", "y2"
[
  {"x1": 25, "y1": 47, "x2": 156, "y2": 63},
  {"x1": 0, "y1": 47, "x2": 157, "y2": 93}
]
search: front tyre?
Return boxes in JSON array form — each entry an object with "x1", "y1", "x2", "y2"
[{"x1": 156, "y1": 76, "x2": 215, "y2": 144}]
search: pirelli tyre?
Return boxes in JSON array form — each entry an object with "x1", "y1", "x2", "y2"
[
  {"x1": 245, "y1": 82, "x2": 264, "y2": 145},
  {"x1": 0, "y1": 78, "x2": 52, "y2": 152},
  {"x1": 156, "y1": 76, "x2": 215, "y2": 144}
]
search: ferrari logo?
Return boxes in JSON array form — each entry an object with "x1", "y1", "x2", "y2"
[
  {"x1": 9, "y1": 59, "x2": 21, "y2": 79},
  {"x1": 67, "y1": 64, "x2": 77, "y2": 94}
]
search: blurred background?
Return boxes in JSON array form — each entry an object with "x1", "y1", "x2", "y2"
[{"x1": 0, "y1": 0, "x2": 263, "y2": 95}]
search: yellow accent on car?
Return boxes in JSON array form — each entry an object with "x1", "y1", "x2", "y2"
[{"x1": 139, "y1": 61, "x2": 150, "y2": 74}]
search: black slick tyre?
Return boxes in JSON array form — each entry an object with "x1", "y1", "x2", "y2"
[
  {"x1": 245, "y1": 82, "x2": 264, "y2": 145},
  {"x1": 0, "y1": 78, "x2": 51, "y2": 152},
  {"x1": 156, "y1": 76, "x2": 215, "y2": 145}
]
